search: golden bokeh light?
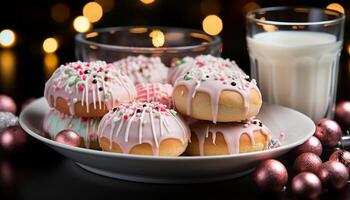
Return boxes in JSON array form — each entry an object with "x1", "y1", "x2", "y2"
[
  {"x1": 258, "y1": 17, "x2": 278, "y2": 32},
  {"x1": 129, "y1": 27, "x2": 148, "y2": 34},
  {"x1": 347, "y1": 44, "x2": 350, "y2": 55},
  {"x1": 202, "y1": 15, "x2": 223, "y2": 36},
  {"x1": 44, "y1": 53, "x2": 59, "y2": 79},
  {"x1": 95, "y1": 0, "x2": 115, "y2": 13},
  {"x1": 73, "y1": 16, "x2": 91, "y2": 33},
  {"x1": 326, "y1": 3, "x2": 345, "y2": 14},
  {"x1": 0, "y1": 29, "x2": 16, "y2": 48},
  {"x1": 83, "y1": 2, "x2": 103, "y2": 23},
  {"x1": 43, "y1": 38, "x2": 59, "y2": 53},
  {"x1": 140, "y1": 0, "x2": 155, "y2": 4},
  {"x1": 0, "y1": 50, "x2": 16, "y2": 87},
  {"x1": 149, "y1": 30, "x2": 165, "y2": 48},
  {"x1": 51, "y1": 3, "x2": 70, "y2": 23},
  {"x1": 242, "y1": 2, "x2": 260, "y2": 14}
]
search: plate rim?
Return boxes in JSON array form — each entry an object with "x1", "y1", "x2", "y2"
[{"x1": 19, "y1": 97, "x2": 316, "y2": 161}]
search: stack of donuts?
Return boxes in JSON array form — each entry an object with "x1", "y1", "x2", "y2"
[
  {"x1": 170, "y1": 55, "x2": 272, "y2": 156},
  {"x1": 42, "y1": 54, "x2": 273, "y2": 156}
]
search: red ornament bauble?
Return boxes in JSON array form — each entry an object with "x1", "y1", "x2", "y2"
[
  {"x1": 294, "y1": 136, "x2": 323, "y2": 156},
  {"x1": 294, "y1": 152, "x2": 322, "y2": 174},
  {"x1": 314, "y1": 118, "x2": 342, "y2": 148},
  {"x1": 335, "y1": 101, "x2": 350, "y2": 127},
  {"x1": 329, "y1": 150, "x2": 350, "y2": 174},
  {"x1": 20, "y1": 98, "x2": 35, "y2": 111},
  {"x1": 291, "y1": 172, "x2": 322, "y2": 199},
  {"x1": 55, "y1": 130, "x2": 82, "y2": 147},
  {"x1": 0, "y1": 95, "x2": 16, "y2": 114},
  {"x1": 317, "y1": 161, "x2": 349, "y2": 190},
  {"x1": 0, "y1": 126, "x2": 27, "y2": 153},
  {"x1": 253, "y1": 159, "x2": 288, "y2": 193}
]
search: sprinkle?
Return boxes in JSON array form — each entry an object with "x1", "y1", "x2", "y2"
[
  {"x1": 184, "y1": 74, "x2": 192, "y2": 80},
  {"x1": 98, "y1": 87, "x2": 103, "y2": 91},
  {"x1": 231, "y1": 82, "x2": 236, "y2": 86},
  {"x1": 92, "y1": 79, "x2": 97, "y2": 84},
  {"x1": 79, "y1": 85, "x2": 85, "y2": 92},
  {"x1": 123, "y1": 115, "x2": 128, "y2": 121}
]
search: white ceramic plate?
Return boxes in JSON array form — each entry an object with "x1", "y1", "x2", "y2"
[{"x1": 19, "y1": 98, "x2": 315, "y2": 184}]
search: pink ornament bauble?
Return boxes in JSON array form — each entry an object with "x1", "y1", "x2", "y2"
[
  {"x1": 0, "y1": 95, "x2": 16, "y2": 114},
  {"x1": 55, "y1": 130, "x2": 82, "y2": 147},
  {"x1": 294, "y1": 136, "x2": 323, "y2": 156},
  {"x1": 314, "y1": 118, "x2": 342, "y2": 148},
  {"x1": 329, "y1": 150, "x2": 350, "y2": 174},
  {"x1": 317, "y1": 161, "x2": 349, "y2": 190},
  {"x1": 291, "y1": 172, "x2": 322, "y2": 199},
  {"x1": 253, "y1": 159, "x2": 288, "y2": 193},
  {"x1": 335, "y1": 101, "x2": 350, "y2": 127},
  {"x1": 21, "y1": 98, "x2": 35, "y2": 111},
  {"x1": 294, "y1": 152, "x2": 322, "y2": 174},
  {"x1": 0, "y1": 126, "x2": 27, "y2": 153}
]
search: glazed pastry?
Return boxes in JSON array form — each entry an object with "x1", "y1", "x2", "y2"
[
  {"x1": 168, "y1": 55, "x2": 244, "y2": 85},
  {"x1": 186, "y1": 119, "x2": 271, "y2": 156},
  {"x1": 135, "y1": 83, "x2": 173, "y2": 108},
  {"x1": 44, "y1": 61, "x2": 137, "y2": 117},
  {"x1": 98, "y1": 101, "x2": 190, "y2": 156},
  {"x1": 173, "y1": 56, "x2": 262, "y2": 123},
  {"x1": 43, "y1": 109, "x2": 101, "y2": 149},
  {"x1": 112, "y1": 55, "x2": 169, "y2": 84}
]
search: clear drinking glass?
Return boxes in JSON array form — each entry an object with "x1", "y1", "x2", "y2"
[
  {"x1": 246, "y1": 7, "x2": 345, "y2": 122},
  {"x1": 75, "y1": 26, "x2": 222, "y2": 66}
]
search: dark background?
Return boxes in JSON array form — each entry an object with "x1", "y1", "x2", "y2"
[{"x1": 1, "y1": 1, "x2": 350, "y2": 199}]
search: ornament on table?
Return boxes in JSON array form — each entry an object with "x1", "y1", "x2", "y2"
[
  {"x1": 0, "y1": 112, "x2": 18, "y2": 131},
  {"x1": 314, "y1": 118, "x2": 342, "y2": 148},
  {"x1": 0, "y1": 126, "x2": 28, "y2": 153},
  {"x1": 317, "y1": 160, "x2": 348, "y2": 190},
  {"x1": 294, "y1": 136, "x2": 322, "y2": 156},
  {"x1": 329, "y1": 150, "x2": 350, "y2": 174},
  {"x1": 291, "y1": 172, "x2": 322, "y2": 199},
  {"x1": 21, "y1": 97, "x2": 36, "y2": 111},
  {"x1": 55, "y1": 130, "x2": 82, "y2": 147},
  {"x1": 253, "y1": 159, "x2": 288, "y2": 193},
  {"x1": 294, "y1": 152, "x2": 322, "y2": 174},
  {"x1": 335, "y1": 101, "x2": 350, "y2": 127},
  {"x1": 0, "y1": 95, "x2": 16, "y2": 114}
]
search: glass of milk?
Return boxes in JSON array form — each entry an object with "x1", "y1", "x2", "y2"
[{"x1": 246, "y1": 7, "x2": 345, "y2": 122}]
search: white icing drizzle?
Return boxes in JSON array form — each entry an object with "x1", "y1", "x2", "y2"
[
  {"x1": 98, "y1": 101, "x2": 190, "y2": 156},
  {"x1": 190, "y1": 119, "x2": 271, "y2": 155}
]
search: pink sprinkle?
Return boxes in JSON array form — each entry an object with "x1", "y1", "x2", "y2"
[
  {"x1": 278, "y1": 132, "x2": 285, "y2": 141},
  {"x1": 123, "y1": 115, "x2": 128, "y2": 121},
  {"x1": 219, "y1": 76, "x2": 225, "y2": 81},
  {"x1": 82, "y1": 75, "x2": 87, "y2": 80},
  {"x1": 79, "y1": 71, "x2": 84, "y2": 75},
  {"x1": 79, "y1": 85, "x2": 85, "y2": 92},
  {"x1": 196, "y1": 61, "x2": 205, "y2": 68}
]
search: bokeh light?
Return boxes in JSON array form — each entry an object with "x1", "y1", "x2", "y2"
[
  {"x1": 0, "y1": 29, "x2": 16, "y2": 48},
  {"x1": 259, "y1": 17, "x2": 278, "y2": 32},
  {"x1": 202, "y1": 15, "x2": 223, "y2": 36},
  {"x1": 149, "y1": 30, "x2": 165, "y2": 48},
  {"x1": 0, "y1": 50, "x2": 16, "y2": 87},
  {"x1": 51, "y1": 3, "x2": 70, "y2": 23},
  {"x1": 43, "y1": 38, "x2": 59, "y2": 53},
  {"x1": 326, "y1": 3, "x2": 345, "y2": 14},
  {"x1": 140, "y1": 0, "x2": 155, "y2": 5},
  {"x1": 200, "y1": 0, "x2": 221, "y2": 15},
  {"x1": 73, "y1": 16, "x2": 91, "y2": 33},
  {"x1": 242, "y1": 2, "x2": 260, "y2": 14},
  {"x1": 44, "y1": 53, "x2": 59, "y2": 79},
  {"x1": 83, "y1": 2, "x2": 103, "y2": 23},
  {"x1": 347, "y1": 44, "x2": 350, "y2": 55},
  {"x1": 95, "y1": 0, "x2": 114, "y2": 13}
]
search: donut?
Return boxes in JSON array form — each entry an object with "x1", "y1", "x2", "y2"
[
  {"x1": 112, "y1": 55, "x2": 169, "y2": 84},
  {"x1": 98, "y1": 101, "x2": 190, "y2": 156},
  {"x1": 43, "y1": 109, "x2": 101, "y2": 149},
  {"x1": 135, "y1": 83, "x2": 173, "y2": 108},
  {"x1": 186, "y1": 119, "x2": 271, "y2": 156},
  {"x1": 168, "y1": 55, "x2": 244, "y2": 85},
  {"x1": 44, "y1": 61, "x2": 137, "y2": 117},
  {"x1": 173, "y1": 56, "x2": 262, "y2": 123}
]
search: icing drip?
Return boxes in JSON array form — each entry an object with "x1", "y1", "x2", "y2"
[
  {"x1": 98, "y1": 102, "x2": 190, "y2": 156},
  {"x1": 174, "y1": 55, "x2": 260, "y2": 123},
  {"x1": 44, "y1": 61, "x2": 137, "y2": 115},
  {"x1": 135, "y1": 83, "x2": 173, "y2": 108},
  {"x1": 168, "y1": 55, "x2": 244, "y2": 85},
  {"x1": 190, "y1": 119, "x2": 271, "y2": 155},
  {"x1": 43, "y1": 109, "x2": 100, "y2": 148},
  {"x1": 112, "y1": 55, "x2": 169, "y2": 84}
]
